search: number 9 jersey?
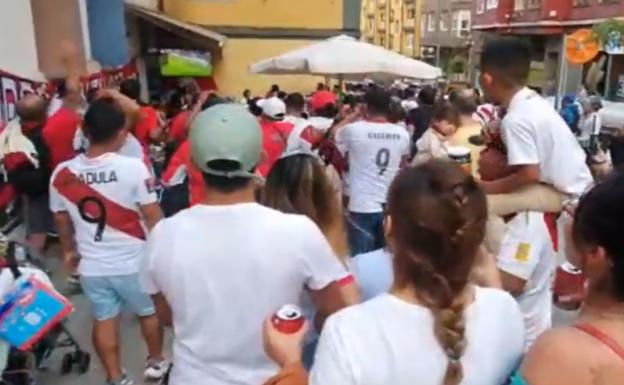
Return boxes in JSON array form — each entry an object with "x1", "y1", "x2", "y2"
[
  {"x1": 336, "y1": 121, "x2": 410, "y2": 213},
  {"x1": 49, "y1": 153, "x2": 158, "y2": 277}
]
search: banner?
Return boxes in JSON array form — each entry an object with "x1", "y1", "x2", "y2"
[{"x1": 0, "y1": 61, "x2": 137, "y2": 124}]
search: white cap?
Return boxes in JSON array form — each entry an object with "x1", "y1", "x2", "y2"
[{"x1": 258, "y1": 97, "x2": 286, "y2": 120}]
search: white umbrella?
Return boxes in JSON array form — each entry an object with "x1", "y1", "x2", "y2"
[{"x1": 249, "y1": 35, "x2": 442, "y2": 81}]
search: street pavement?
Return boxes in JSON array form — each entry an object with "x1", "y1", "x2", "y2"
[
  {"x1": 32, "y1": 244, "x2": 577, "y2": 385},
  {"x1": 35, "y1": 249, "x2": 173, "y2": 385}
]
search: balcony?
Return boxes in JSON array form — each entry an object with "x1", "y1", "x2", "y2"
[
  {"x1": 500, "y1": 0, "x2": 572, "y2": 22},
  {"x1": 403, "y1": 18, "x2": 415, "y2": 29}
]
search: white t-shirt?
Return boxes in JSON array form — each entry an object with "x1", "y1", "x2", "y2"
[
  {"x1": 139, "y1": 203, "x2": 347, "y2": 385},
  {"x1": 284, "y1": 115, "x2": 308, "y2": 128},
  {"x1": 49, "y1": 153, "x2": 157, "y2": 277},
  {"x1": 336, "y1": 121, "x2": 410, "y2": 213},
  {"x1": 310, "y1": 288, "x2": 525, "y2": 385},
  {"x1": 497, "y1": 211, "x2": 556, "y2": 350},
  {"x1": 502, "y1": 87, "x2": 593, "y2": 196},
  {"x1": 413, "y1": 128, "x2": 449, "y2": 165}
]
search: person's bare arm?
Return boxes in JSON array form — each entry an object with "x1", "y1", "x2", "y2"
[
  {"x1": 262, "y1": 317, "x2": 309, "y2": 385},
  {"x1": 139, "y1": 202, "x2": 163, "y2": 232},
  {"x1": 151, "y1": 293, "x2": 173, "y2": 327},
  {"x1": 54, "y1": 212, "x2": 79, "y2": 271},
  {"x1": 309, "y1": 282, "x2": 349, "y2": 331},
  {"x1": 184, "y1": 91, "x2": 212, "y2": 133},
  {"x1": 471, "y1": 246, "x2": 502, "y2": 289},
  {"x1": 498, "y1": 270, "x2": 527, "y2": 296},
  {"x1": 59, "y1": 41, "x2": 82, "y2": 108},
  {"x1": 481, "y1": 164, "x2": 540, "y2": 195},
  {"x1": 98, "y1": 89, "x2": 141, "y2": 127}
]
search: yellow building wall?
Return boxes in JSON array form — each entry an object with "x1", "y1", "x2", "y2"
[
  {"x1": 163, "y1": 0, "x2": 343, "y2": 29},
  {"x1": 213, "y1": 38, "x2": 323, "y2": 97},
  {"x1": 360, "y1": 0, "x2": 423, "y2": 58}
]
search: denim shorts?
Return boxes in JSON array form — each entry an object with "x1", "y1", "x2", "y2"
[{"x1": 80, "y1": 274, "x2": 156, "y2": 321}]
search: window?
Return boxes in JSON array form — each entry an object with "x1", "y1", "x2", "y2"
[
  {"x1": 406, "y1": 33, "x2": 415, "y2": 50},
  {"x1": 599, "y1": 0, "x2": 619, "y2": 3},
  {"x1": 514, "y1": 0, "x2": 525, "y2": 11},
  {"x1": 476, "y1": 0, "x2": 485, "y2": 14},
  {"x1": 440, "y1": 12, "x2": 448, "y2": 32},
  {"x1": 389, "y1": 35, "x2": 394, "y2": 50},
  {"x1": 486, "y1": 0, "x2": 498, "y2": 9},
  {"x1": 527, "y1": 0, "x2": 541, "y2": 8},
  {"x1": 380, "y1": 11, "x2": 386, "y2": 23},
  {"x1": 390, "y1": 9, "x2": 395, "y2": 21},
  {"x1": 407, "y1": 5, "x2": 416, "y2": 19},
  {"x1": 427, "y1": 13, "x2": 435, "y2": 32},
  {"x1": 573, "y1": 0, "x2": 590, "y2": 5},
  {"x1": 394, "y1": 20, "x2": 400, "y2": 33},
  {"x1": 452, "y1": 10, "x2": 471, "y2": 38},
  {"x1": 421, "y1": 17, "x2": 426, "y2": 34}
]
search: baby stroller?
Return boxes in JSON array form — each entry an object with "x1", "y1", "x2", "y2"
[{"x1": 0, "y1": 242, "x2": 91, "y2": 385}]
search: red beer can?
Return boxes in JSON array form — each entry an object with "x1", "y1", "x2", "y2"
[
  {"x1": 553, "y1": 262, "x2": 587, "y2": 311},
  {"x1": 271, "y1": 305, "x2": 305, "y2": 334}
]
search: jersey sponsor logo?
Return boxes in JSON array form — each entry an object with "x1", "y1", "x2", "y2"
[
  {"x1": 515, "y1": 243, "x2": 531, "y2": 263},
  {"x1": 53, "y1": 167, "x2": 146, "y2": 240},
  {"x1": 78, "y1": 170, "x2": 118, "y2": 185}
]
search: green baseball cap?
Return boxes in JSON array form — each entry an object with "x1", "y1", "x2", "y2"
[{"x1": 189, "y1": 104, "x2": 262, "y2": 178}]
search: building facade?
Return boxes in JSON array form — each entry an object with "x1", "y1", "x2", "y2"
[
  {"x1": 129, "y1": 0, "x2": 362, "y2": 96},
  {"x1": 0, "y1": 0, "x2": 137, "y2": 123},
  {"x1": 420, "y1": 0, "x2": 472, "y2": 77},
  {"x1": 360, "y1": 0, "x2": 423, "y2": 58},
  {"x1": 472, "y1": 0, "x2": 624, "y2": 97}
]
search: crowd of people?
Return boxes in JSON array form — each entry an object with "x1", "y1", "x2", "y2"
[{"x1": 0, "y1": 36, "x2": 623, "y2": 385}]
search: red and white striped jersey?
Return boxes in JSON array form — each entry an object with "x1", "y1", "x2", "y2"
[{"x1": 49, "y1": 152, "x2": 158, "y2": 276}]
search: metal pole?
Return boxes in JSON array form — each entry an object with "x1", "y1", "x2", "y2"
[
  {"x1": 605, "y1": 54, "x2": 613, "y2": 99},
  {"x1": 555, "y1": 34, "x2": 567, "y2": 109},
  {"x1": 435, "y1": 0, "x2": 441, "y2": 67}
]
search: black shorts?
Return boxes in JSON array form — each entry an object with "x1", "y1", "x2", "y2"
[{"x1": 23, "y1": 195, "x2": 54, "y2": 236}]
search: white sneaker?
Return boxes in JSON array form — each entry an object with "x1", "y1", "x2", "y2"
[
  {"x1": 144, "y1": 358, "x2": 170, "y2": 381},
  {"x1": 107, "y1": 374, "x2": 134, "y2": 385}
]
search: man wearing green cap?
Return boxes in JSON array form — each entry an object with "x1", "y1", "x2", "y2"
[{"x1": 139, "y1": 104, "x2": 350, "y2": 385}]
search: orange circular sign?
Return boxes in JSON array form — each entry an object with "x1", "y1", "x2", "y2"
[{"x1": 566, "y1": 29, "x2": 600, "y2": 65}]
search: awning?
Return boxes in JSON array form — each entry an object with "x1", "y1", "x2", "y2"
[{"x1": 126, "y1": 5, "x2": 226, "y2": 50}]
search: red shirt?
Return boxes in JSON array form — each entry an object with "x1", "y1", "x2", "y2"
[
  {"x1": 133, "y1": 106, "x2": 160, "y2": 148},
  {"x1": 42, "y1": 107, "x2": 80, "y2": 170},
  {"x1": 168, "y1": 111, "x2": 190, "y2": 143},
  {"x1": 161, "y1": 140, "x2": 205, "y2": 206},
  {"x1": 258, "y1": 119, "x2": 294, "y2": 177}
]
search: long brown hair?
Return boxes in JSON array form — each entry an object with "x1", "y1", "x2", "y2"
[
  {"x1": 262, "y1": 154, "x2": 349, "y2": 259},
  {"x1": 387, "y1": 160, "x2": 487, "y2": 385}
]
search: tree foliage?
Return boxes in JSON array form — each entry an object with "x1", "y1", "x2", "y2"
[{"x1": 592, "y1": 19, "x2": 624, "y2": 45}]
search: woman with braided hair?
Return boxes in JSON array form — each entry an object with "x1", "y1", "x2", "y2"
[{"x1": 262, "y1": 160, "x2": 525, "y2": 385}]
